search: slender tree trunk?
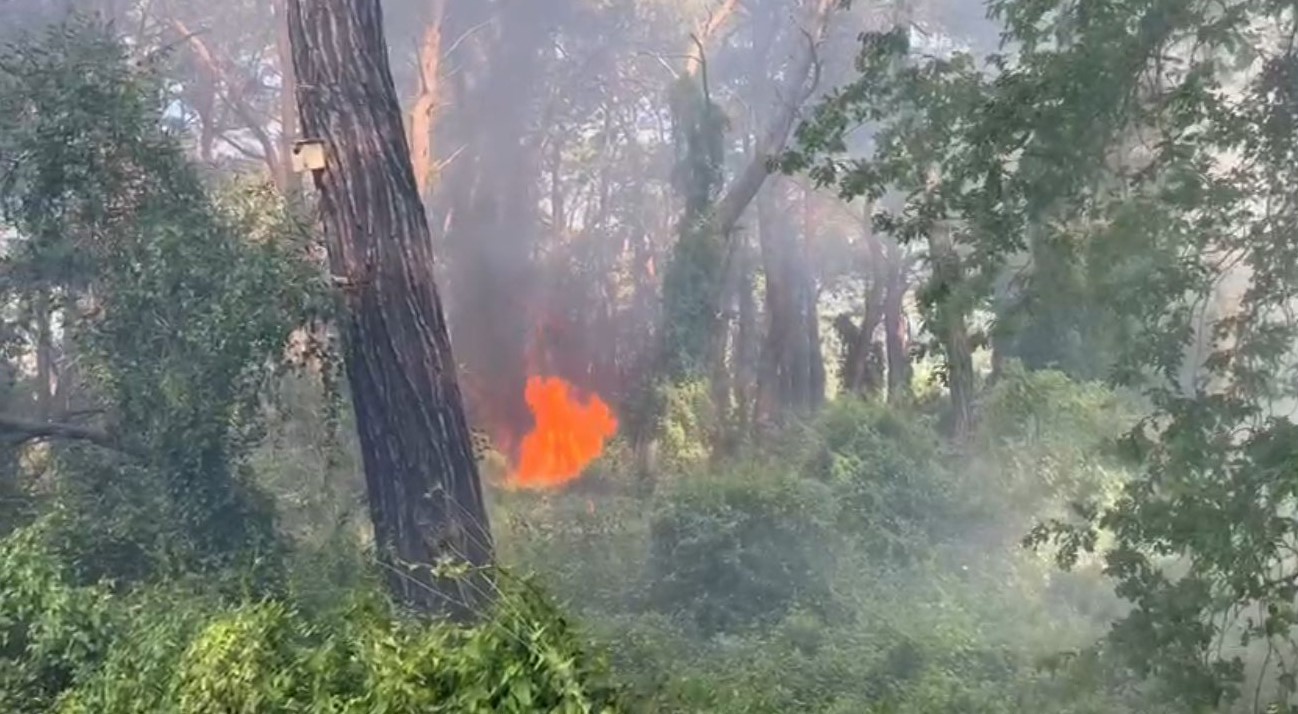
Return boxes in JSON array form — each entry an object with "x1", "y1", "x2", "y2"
[
  {"x1": 757, "y1": 182, "x2": 824, "y2": 420},
  {"x1": 734, "y1": 235, "x2": 758, "y2": 434},
  {"x1": 274, "y1": 0, "x2": 302, "y2": 196},
  {"x1": 797, "y1": 185, "x2": 826, "y2": 412},
  {"x1": 33, "y1": 292, "x2": 52, "y2": 419},
  {"x1": 839, "y1": 202, "x2": 885, "y2": 396},
  {"x1": 884, "y1": 241, "x2": 911, "y2": 405},
  {"x1": 287, "y1": 0, "x2": 493, "y2": 618},
  {"x1": 708, "y1": 227, "x2": 747, "y2": 459},
  {"x1": 928, "y1": 222, "x2": 975, "y2": 438}
]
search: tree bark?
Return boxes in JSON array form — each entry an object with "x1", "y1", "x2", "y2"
[{"x1": 287, "y1": 0, "x2": 493, "y2": 618}]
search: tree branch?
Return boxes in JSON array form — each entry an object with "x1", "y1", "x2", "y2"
[
  {"x1": 707, "y1": 0, "x2": 835, "y2": 242},
  {"x1": 685, "y1": 0, "x2": 742, "y2": 79},
  {"x1": 170, "y1": 17, "x2": 282, "y2": 181},
  {"x1": 0, "y1": 413, "x2": 140, "y2": 457}
]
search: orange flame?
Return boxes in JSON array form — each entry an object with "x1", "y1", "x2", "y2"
[{"x1": 511, "y1": 375, "x2": 618, "y2": 490}]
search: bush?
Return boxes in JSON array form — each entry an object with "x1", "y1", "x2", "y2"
[
  {"x1": 808, "y1": 399, "x2": 965, "y2": 558},
  {"x1": 971, "y1": 363, "x2": 1135, "y2": 521},
  {"x1": 0, "y1": 521, "x2": 628, "y2": 714},
  {"x1": 647, "y1": 462, "x2": 837, "y2": 635},
  {"x1": 0, "y1": 521, "x2": 115, "y2": 713}
]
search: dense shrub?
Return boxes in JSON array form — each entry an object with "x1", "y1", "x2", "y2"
[
  {"x1": 483, "y1": 370, "x2": 1170, "y2": 713},
  {"x1": 0, "y1": 521, "x2": 627, "y2": 714},
  {"x1": 971, "y1": 363, "x2": 1135, "y2": 521},
  {"x1": 807, "y1": 399, "x2": 964, "y2": 557},
  {"x1": 0, "y1": 521, "x2": 115, "y2": 713},
  {"x1": 647, "y1": 463, "x2": 837, "y2": 635}
]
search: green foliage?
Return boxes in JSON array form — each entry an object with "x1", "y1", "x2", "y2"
[
  {"x1": 809, "y1": 399, "x2": 961, "y2": 556},
  {"x1": 648, "y1": 462, "x2": 837, "y2": 635},
  {"x1": 0, "y1": 21, "x2": 330, "y2": 579},
  {"x1": 0, "y1": 520, "x2": 114, "y2": 713},
  {"x1": 654, "y1": 379, "x2": 716, "y2": 473},
  {"x1": 971, "y1": 363, "x2": 1135, "y2": 522},
  {"x1": 493, "y1": 372, "x2": 1166, "y2": 713},
  {"x1": 786, "y1": 0, "x2": 1298, "y2": 709},
  {"x1": 661, "y1": 75, "x2": 728, "y2": 381},
  {"x1": 0, "y1": 521, "x2": 627, "y2": 713}
]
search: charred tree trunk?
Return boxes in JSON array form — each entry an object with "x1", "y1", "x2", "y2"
[{"x1": 287, "y1": 0, "x2": 493, "y2": 618}]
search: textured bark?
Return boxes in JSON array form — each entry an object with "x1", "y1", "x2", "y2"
[{"x1": 287, "y1": 0, "x2": 493, "y2": 618}]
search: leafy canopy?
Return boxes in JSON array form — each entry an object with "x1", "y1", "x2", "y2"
[{"x1": 785, "y1": 0, "x2": 1298, "y2": 709}]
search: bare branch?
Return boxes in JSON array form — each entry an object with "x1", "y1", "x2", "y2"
[
  {"x1": 685, "y1": 0, "x2": 742, "y2": 79},
  {"x1": 169, "y1": 18, "x2": 282, "y2": 180},
  {"x1": 442, "y1": 17, "x2": 495, "y2": 59}
]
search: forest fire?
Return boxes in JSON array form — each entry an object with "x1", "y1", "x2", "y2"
[{"x1": 509, "y1": 376, "x2": 618, "y2": 490}]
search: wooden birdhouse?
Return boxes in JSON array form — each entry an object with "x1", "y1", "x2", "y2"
[{"x1": 291, "y1": 139, "x2": 328, "y2": 173}]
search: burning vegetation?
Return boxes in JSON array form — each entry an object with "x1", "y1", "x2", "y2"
[
  {"x1": 9, "y1": 0, "x2": 1298, "y2": 712},
  {"x1": 510, "y1": 376, "x2": 618, "y2": 490}
]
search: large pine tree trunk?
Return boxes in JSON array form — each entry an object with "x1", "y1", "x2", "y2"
[{"x1": 287, "y1": 0, "x2": 493, "y2": 618}]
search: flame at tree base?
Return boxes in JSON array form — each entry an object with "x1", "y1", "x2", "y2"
[{"x1": 509, "y1": 375, "x2": 617, "y2": 490}]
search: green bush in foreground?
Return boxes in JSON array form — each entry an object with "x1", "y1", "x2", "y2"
[{"x1": 0, "y1": 518, "x2": 626, "y2": 714}]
